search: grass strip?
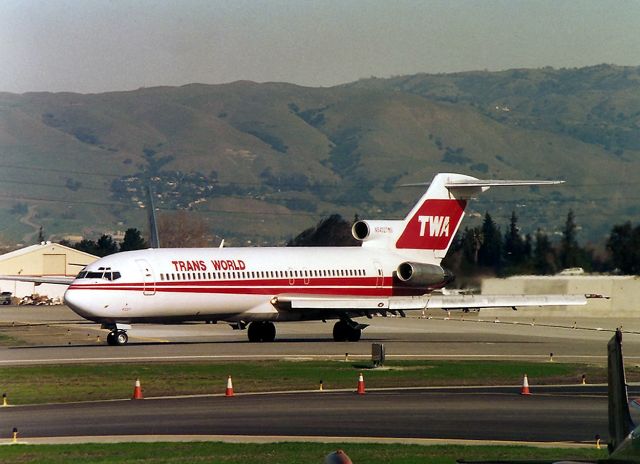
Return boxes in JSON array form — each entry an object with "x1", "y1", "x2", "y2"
[
  {"x1": 0, "y1": 442, "x2": 608, "y2": 464},
  {"x1": 0, "y1": 359, "x2": 621, "y2": 405}
]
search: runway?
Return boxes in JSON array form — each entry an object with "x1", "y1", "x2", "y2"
[
  {"x1": 2, "y1": 306, "x2": 640, "y2": 365},
  {"x1": 2, "y1": 386, "x2": 635, "y2": 444}
]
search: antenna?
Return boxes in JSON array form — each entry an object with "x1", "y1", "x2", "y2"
[{"x1": 146, "y1": 185, "x2": 161, "y2": 248}]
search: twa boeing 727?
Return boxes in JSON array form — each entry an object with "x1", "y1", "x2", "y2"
[{"x1": 6, "y1": 173, "x2": 592, "y2": 345}]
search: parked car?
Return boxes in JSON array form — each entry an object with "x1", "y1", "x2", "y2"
[{"x1": 0, "y1": 291, "x2": 12, "y2": 305}]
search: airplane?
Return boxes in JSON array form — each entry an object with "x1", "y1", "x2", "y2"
[{"x1": 4, "y1": 172, "x2": 594, "y2": 346}]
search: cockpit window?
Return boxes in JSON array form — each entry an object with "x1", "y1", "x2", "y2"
[
  {"x1": 86, "y1": 271, "x2": 105, "y2": 279},
  {"x1": 80, "y1": 271, "x2": 122, "y2": 280}
]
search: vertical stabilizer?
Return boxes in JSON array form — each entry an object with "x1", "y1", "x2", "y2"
[
  {"x1": 608, "y1": 329, "x2": 635, "y2": 453},
  {"x1": 393, "y1": 173, "x2": 563, "y2": 262}
]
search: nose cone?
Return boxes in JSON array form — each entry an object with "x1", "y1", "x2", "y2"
[{"x1": 64, "y1": 285, "x2": 100, "y2": 321}]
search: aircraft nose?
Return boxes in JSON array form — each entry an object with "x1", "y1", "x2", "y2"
[{"x1": 64, "y1": 286, "x2": 100, "y2": 321}]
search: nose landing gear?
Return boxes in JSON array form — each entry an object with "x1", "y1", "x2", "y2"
[
  {"x1": 106, "y1": 330, "x2": 129, "y2": 346},
  {"x1": 102, "y1": 323, "x2": 131, "y2": 346}
]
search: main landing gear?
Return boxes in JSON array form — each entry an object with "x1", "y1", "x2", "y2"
[
  {"x1": 106, "y1": 330, "x2": 129, "y2": 346},
  {"x1": 332, "y1": 319, "x2": 363, "y2": 342},
  {"x1": 247, "y1": 321, "x2": 276, "y2": 342}
]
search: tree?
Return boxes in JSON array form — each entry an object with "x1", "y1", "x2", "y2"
[
  {"x1": 503, "y1": 211, "x2": 527, "y2": 266},
  {"x1": 120, "y1": 228, "x2": 147, "y2": 252},
  {"x1": 96, "y1": 234, "x2": 118, "y2": 257},
  {"x1": 559, "y1": 210, "x2": 580, "y2": 269},
  {"x1": 606, "y1": 222, "x2": 640, "y2": 274},
  {"x1": 461, "y1": 226, "x2": 482, "y2": 265},
  {"x1": 477, "y1": 212, "x2": 502, "y2": 269},
  {"x1": 37, "y1": 226, "x2": 45, "y2": 243},
  {"x1": 157, "y1": 211, "x2": 212, "y2": 248},
  {"x1": 74, "y1": 239, "x2": 99, "y2": 256},
  {"x1": 533, "y1": 229, "x2": 556, "y2": 275}
]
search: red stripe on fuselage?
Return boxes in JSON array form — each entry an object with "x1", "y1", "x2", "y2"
[{"x1": 67, "y1": 277, "x2": 428, "y2": 297}]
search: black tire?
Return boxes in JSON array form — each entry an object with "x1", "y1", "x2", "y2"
[
  {"x1": 106, "y1": 332, "x2": 117, "y2": 346},
  {"x1": 247, "y1": 322, "x2": 261, "y2": 342},
  {"x1": 263, "y1": 322, "x2": 276, "y2": 342},
  {"x1": 248, "y1": 321, "x2": 276, "y2": 342},
  {"x1": 332, "y1": 321, "x2": 348, "y2": 342},
  {"x1": 346, "y1": 327, "x2": 362, "y2": 342},
  {"x1": 115, "y1": 331, "x2": 128, "y2": 345}
]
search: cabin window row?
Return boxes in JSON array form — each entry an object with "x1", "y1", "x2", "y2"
[{"x1": 158, "y1": 268, "x2": 368, "y2": 282}]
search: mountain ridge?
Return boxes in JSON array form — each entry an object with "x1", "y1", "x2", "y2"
[{"x1": 0, "y1": 64, "x2": 638, "y2": 246}]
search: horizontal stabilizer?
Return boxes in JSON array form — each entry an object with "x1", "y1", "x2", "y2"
[{"x1": 445, "y1": 179, "x2": 564, "y2": 188}]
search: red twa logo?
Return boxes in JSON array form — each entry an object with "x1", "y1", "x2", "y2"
[
  {"x1": 396, "y1": 199, "x2": 466, "y2": 250},
  {"x1": 418, "y1": 215, "x2": 450, "y2": 237}
]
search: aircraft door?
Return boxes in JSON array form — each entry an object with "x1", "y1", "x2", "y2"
[{"x1": 136, "y1": 259, "x2": 156, "y2": 296}]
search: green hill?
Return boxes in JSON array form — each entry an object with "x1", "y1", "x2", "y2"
[{"x1": 1, "y1": 64, "x2": 639, "y2": 246}]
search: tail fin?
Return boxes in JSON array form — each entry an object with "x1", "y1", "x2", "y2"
[
  {"x1": 608, "y1": 328, "x2": 635, "y2": 453},
  {"x1": 354, "y1": 173, "x2": 561, "y2": 261},
  {"x1": 394, "y1": 173, "x2": 563, "y2": 261}
]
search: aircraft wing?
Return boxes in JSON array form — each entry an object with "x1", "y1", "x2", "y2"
[
  {"x1": 273, "y1": 293, "x2": 594, "y2": 313},
  {"x1": 0, "y1": 275, "x2": 75, "y2": 285}
]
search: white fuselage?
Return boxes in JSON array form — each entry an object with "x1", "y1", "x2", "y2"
[{"x1": 63, "y1": 246, "x2": 438, "y2": 324}]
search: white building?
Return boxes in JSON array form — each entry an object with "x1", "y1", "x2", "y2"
[{"x1": 0, "y1": 242, "x2": 98, "y2": 299}]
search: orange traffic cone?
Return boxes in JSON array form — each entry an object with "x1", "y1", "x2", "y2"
[
  {"x1": 520, "y1": 374, "x2": 531, "y2": 396},
  {"x1": 132, "y1": 378, "x2": 144, "y2": 400},
  {"x1": 357, "y1": 372, "x2": 365, "y2": 395},
  {"x1": 225, "y1": 375, "x2": 234, "y2": 397}
]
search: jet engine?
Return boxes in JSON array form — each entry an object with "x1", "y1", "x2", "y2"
[
  {"x1": 352, "y1": 220, "x2": 401, "y2": 245},
  {"x1": 396, "y1": 262, "x2": 454, "y2": 287}
]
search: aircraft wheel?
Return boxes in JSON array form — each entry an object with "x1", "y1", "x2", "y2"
[
  {"x1": 106, "y1": 332, "x2": 117, "y2": 346},
  {"x1": 247, "y1": 322, "x2": 260, "y2": 342},
  {"x1": 115, "y1": 330, "x2": 128, "y2": 345},
  {"x1": 346, "y1": 327, "x2": 361, "y2": 342},
  {"x1": 263, "y1": 322, "x2": 276, "y2": 342},
  {"x1": 332, "y1": 321, "x2": 348, "y2": 342},
  {"x1": 248, "y1": 322, "x2": 276, "y2": 342}
]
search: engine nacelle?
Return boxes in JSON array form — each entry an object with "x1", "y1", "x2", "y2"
[
  {"x1": 396, "y1": 261, "x2": 454, "y2": 287},
  {"x1": 352, "y1": 220, "x2": 401, "y2": 244}
]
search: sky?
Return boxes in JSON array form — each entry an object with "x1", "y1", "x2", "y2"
[{"x1": 1, "y1": 0, "x2": 639, "y2": 94}]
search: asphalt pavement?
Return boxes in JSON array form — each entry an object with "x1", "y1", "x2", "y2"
[{"x1": 1, "y1": 386, "x2": 629, "y2": 444}]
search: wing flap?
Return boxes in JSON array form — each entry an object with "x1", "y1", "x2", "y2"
[{"x1": 274, "y1": 293, "x2": 590, "y2": 312}]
